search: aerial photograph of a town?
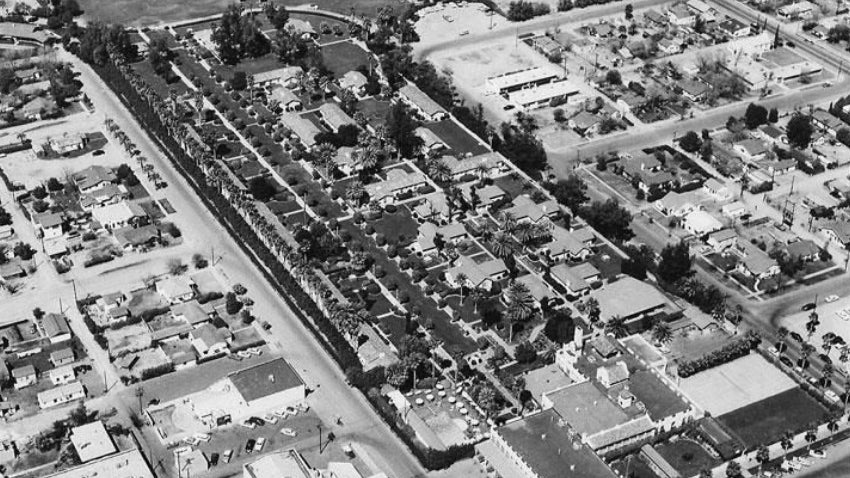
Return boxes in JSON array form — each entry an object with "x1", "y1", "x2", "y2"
[{"x1": 5, "y1": 0, "x2": 850, "y2": 476}]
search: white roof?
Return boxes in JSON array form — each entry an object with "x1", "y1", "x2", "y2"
[
  {"x1": 244, "y1": 450, "x2": 312, "y2": 478},
  {"x1": 70, "y1": 421, "x2": 116, "y2": 463},
  {"x1": 507, "y1": 80, "x2": 579, "y2": 105},
  {"x1": 684, "y1": 210, "x2": 723, "y2": 234},
  {"x1": 91, "y1": 201, "x2": 145, "y2": 226},
  {"x1": 40, "y1": 449, "x2": 154, "y2": 478},
  {"x1": 486, "y1": 67, "x2": 557, "y2": 91}
]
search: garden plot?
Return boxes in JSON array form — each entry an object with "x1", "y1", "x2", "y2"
[{"x1": 678, "y1": 354, "x2": 796, "y2": 416}]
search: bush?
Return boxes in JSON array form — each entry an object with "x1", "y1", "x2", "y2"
[{"x1": 677, "y1": 331, "x2": 761, "y2": 377}]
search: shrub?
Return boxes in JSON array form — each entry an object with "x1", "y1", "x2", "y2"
[{"x1": 677, "y1": 331, "x2": 761, "y2": 377}]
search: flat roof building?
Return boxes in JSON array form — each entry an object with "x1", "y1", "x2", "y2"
[
  {"x1": 485, "y1": 67, "x2": 558, "y2": 95},
  {"x1": 70, "y1": 421, "x2": 116, "y2": 463}
]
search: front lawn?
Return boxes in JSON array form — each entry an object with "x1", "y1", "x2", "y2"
[
  {"x1": 320, "y1": 41, "x2": 372, "y2": 77},
  {"x1": 655, "y1": 438, "x2": 720, "y2": 478},
  {"x1": 371, "y1": 206, "x2": 420, "y2": 246}
]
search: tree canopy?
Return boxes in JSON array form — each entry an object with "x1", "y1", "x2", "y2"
[{"x1": 786, "y1": 114, "x2": 813, "y2": 149}]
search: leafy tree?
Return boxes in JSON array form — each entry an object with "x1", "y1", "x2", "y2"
[
  {"x1": 606, "y1": 69, "x2": 622, "y2": 85},
  {"x1": 605, "y1": 316, "x2": 629, "y2": 338},
  {"x1": 625, "y1": 3, "x2": 633, "y2": 19},
  {"x1": 543, "y1": 309, "x2": 575, "y2": 343},
  {"x1": 679, "y1": 130, "x2": 702, "y2": 153},
  {"x1": 46, "y1": 177, "x2": 64, "y2": 192},
  {"x1": 32, "y1": 185, "x2": 48, "y2": 200},
  {"x1": 147, "y1": 37, "x2": 174, "y2": 77},
  {"x1": 514, "y1": 341, "x2": 537, "y2": 363},
  {"x1": 499, "y1": 122, "x2": 547, "y2": 174},
  {"x1": 580, "y1": 199, "x2": 633, "y2": 242},
  {"x1": 658, "y1": 241, "x2": 692, "y2": 283},
  {"x1": 211, "y1": 5, "x2": 270, "y2": 64},
  {"x1": 787, "y1": 114, "x2": 814, "y2": 149},
  {"x1": 744, "y1": 103, "x2": 768, "y2": 129},
  {"x1": 548, "y1": 175, "x2": 587, "y2": 213},
  {"x1": 230, "y1": 71, "x2": 248, "y2": 91},
  {"x1": 0, "y1": 206, "x2": 11, "y2": 226},
  {"x1": 768, "y1": 107, "x2": 779, "y2": 123},
  {"x1": 13, "y1": 242, "x2": 36, "y2": 260},
  {"x1": 0, "y1": 68, "x2": 16, "y2": 94},
  {"x1": 248, "y1": 176, "x2": 276, "y2": 202},
  {"x1": 264, "y1": 3, "x2": 289, "y2": 30},
  {"x1": 225, "y1": 292, "x2": 243, "y2": 315},
  {"x1": 385, "y1": 102, "x2": 422, "y2": 159},
  {"x1": 621, "y1": 244, "x2": 655, "y2": 280}
]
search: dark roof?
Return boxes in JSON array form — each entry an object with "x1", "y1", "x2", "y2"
[
  {"x1": 43, "y1": 313, "x2": 70, "y2": 338},
  {"x1": 229, "y1": 358, "x2": 304, "y2": 402},
  {"x1": 498, "y1": 409, "x2": 618, "y2": 478},
  {"x1": 624, "y1": 370, "x2": 690, "y2": 421}
]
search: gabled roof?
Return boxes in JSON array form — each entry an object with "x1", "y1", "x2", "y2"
[
  {"x1": 546, "y1": 226, "x2": 590, "y2": 257},
  {"x1": 505, "y1": 195, "x2": 559, "y2": 223},
  {"x1": 785, "y1": 239, "x2": 819, "y2": 258},
  {"x1": 399, "y1": 83, "x2": 447, "y2": 118},
  {"x1": 448, "y1": 255, "x2": 507, "y2": 287},
  {"x1": 74, "y1": 165, "x2": 116, "y2": 190},
  {"x1": 43, "y1": 313, "x2": 70, "y2": 338},
  {"x1": 35, "y1": 212, "x2": 63, "y2": 228},
  {"x1": 317, "y1": 102, "x2": 355, "y2": 131}
]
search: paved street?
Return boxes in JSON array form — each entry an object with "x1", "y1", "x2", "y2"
[{"x1": 59, "y1": 50, "x2": 426, "y2": 478}]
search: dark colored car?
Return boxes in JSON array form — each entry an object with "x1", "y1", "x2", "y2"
[
  {"x1": 208, "y1": 453, "x2": 219, "y2": 466},
  {"x1": 790, "y1": 332, "x2": 804, "y2": 342},
  {"x1": 780, "y1": 356, "x2": 794, "y2": 368},
  {"x1": 245, "y1": 439, "x2": 256, "y2": 453},
  {"x1": 820, "y1": 353, "x2": 833, "y2": 365},
  {"x1": 248, "y1": 416, "x2": 265, "y2": 426},
  {"x1": 801, "y1": 303, "x2": 816, "y2": 311},
  {"x1": 92, "y1": 149, "x2": 105, "y2": 156}
]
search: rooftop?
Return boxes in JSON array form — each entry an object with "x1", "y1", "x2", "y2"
[
  {"x1": 399, "y1": 83, "x2": 447, "y2": 117},
  {"x1": 498, "y1": 409, "x2": 618, "y2": 478},
  {"x1": 590, "y1": 277, "x2": 670, "y2": 322},
  {"x1": 244, "y1": 449, "x2": 312, "y2": 478},
  {"x1": 228, "y1": 358, "x2": 304, "y2": 403},
  {"x1": 70, "y1": 421, "x2": 116, "y2": 463},
  {"x1": 544, "y1": 382, "x2": 630, "y2": 436}
]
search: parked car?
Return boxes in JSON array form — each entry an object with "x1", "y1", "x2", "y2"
[
  {"x1": 248, "y1": 416, "x2": 265, "y2": 426},
  {"x1": 802, "y1": 302, "x2": 816, "y2": 311},
  {"x1": 262, "y1": 414, "x2": 278, "y2": 424},
  {"x1": 810, "y1": 449, "x2": 827, "y2": 459},
  {"x1": 768, "y1": 346, "x2": 779, "y2": 357},
  {"x1": 92, "y1": 149, "x2": 105, "y2": 156},
  {"x1": 240, "y1": 419, "x2": 256, "y2": 429},
  {"x1": 780, "y1": 356, "x2": 794, "y2": 368},
  {"x1": 280, "y1": 428, "x2": 297, "y2": 437},
  {"x1": 222, "y1": 449, "x2": 233, "y2": 464},
  {"x1": 825, "y1": 390, "x2": 840, "y2": 403},
  {"x1": 826, "y1": 295, "x2": 840, "y2": 303},
  {"x1": 254, "y1": 437, "x2": 266, "y2": 452},
  {"x1": 208, "y1": 452, "x2": 219, "y2": 466},
  {"x1": 791, "y1": 332, "x2": 804, "y2": 342},
  {"x1": 193, "y1": 433, "x2": 211, "y2": 442},
  {"x1": 245, "y1": 439, "x2": 256, "y2": 453}
]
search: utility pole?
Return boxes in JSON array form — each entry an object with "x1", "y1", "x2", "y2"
[{"x1": 318, "y1": 424, "x2": 323, "y2": 453}]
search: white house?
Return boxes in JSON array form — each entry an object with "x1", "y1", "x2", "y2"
[
  {"x1": 92, "y1": 201, "x2": 147, "y2": 230},
  {"x1": 445, "y1": 255, "x2": 508, "y2": 291},
  {"x1": 654, "y1": 191, "x2": 700, "y2": 217},
  {"x1": 156, "y1": 276, "x2": 195, "y2": 304},
  {"x1": 49, "y1": 364, "x2": 76, "y2": 385},
  {"x1": 190, "y1": 324, "x2": 231, "y2": 359},
  {"x1": 38, "y1": 381, "x2": 85, "y2": 409},
  {"x1": 683, "y1": 210, "x2": 723, "y2": 236},
  {"x1": 702, "y1": 178, "x2": 731, "y2": 201}
]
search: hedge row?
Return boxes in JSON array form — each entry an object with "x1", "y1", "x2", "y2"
[{"x1": 677, "y1": 330, "x2": 761, "y2": 378}]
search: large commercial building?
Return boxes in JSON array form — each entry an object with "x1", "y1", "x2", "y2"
[
  {"x1": 485, "y1": 67, "x2": 559, "y2": 95},
  {"x1": 506, "y1": 80, "x2": 581, "y2": 110},
  {"x1": 41, "y1": 449, "x2": 154, "y2": 478}
]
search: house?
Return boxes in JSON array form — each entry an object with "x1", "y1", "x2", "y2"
[
  {"x1": 339, "y1": 70, "x2": 368, "y2": 96},
  {"x1": 667, "y1": 3, "x2": 695, "y2": 25},
  {"x1": 190, "y1": 324, "x2": 232, "y2": 359},
  {"x1": 280, "y1": 113, "x2": 322, "y2": 148},
  {"x1": 74, "y1": 165, "x2": 117, "y2": 193},
  {"x1": 461, "y1": 183, "x2": 507, "y2": 209},
  {"x1": 156, "y1": 276, "x2": 195, "y2": 304},
  {"x1": 442, "y1": 152, "x2": 507, "y2": 181},
  {"x1": 49, "y1": 364, "x2": 76, "y2": 385},
  {"x1": 20, "y1": 96, "x2": 57, "y2": 120},
  {"x1": 675, "y1": 78, "x2": 709, "y2": 101},
  {"x1": 37, "y1": 381, "x2": 85, "y2": 409},
  {"x1": 733, "y1": 139, "x2": 768, "y2": 162},
  {"x1": 683, "y1": 210, "x2": 723, "y2": 236},
  {"x1": 252, "y1": 66, "x2": 303, "y2": 87},
  {"x1": 654, "y1": 191, "x2": 700, "y2": 217},
  {"x1": 736, "y1": 242, "x2": 779, "y2": 279},
  {"x1": 79, "y1": 183, "x2": 129, "y2": 211},
  {"x1": 591, "y1": 277, "x2": 671, "y2": 324},
  {"x1": 821, "y1": 221, "x2": 850, "y2": 246},
  {"x1": 12, "y1": 365, "x2": 36, "y2": 389},
  {"x1": 717, "y1": 18, "x2": 750, "y2": 38},
  {"x1": 415, "y1": 126, "x2": 446, "y2": 151},
  {"x1": 550, "y1": 263, "x2": 597, "y2": 297},
  {"x1": 42, "y1": 313, "x2": 72, "y2": 343},
  {"x1": 504, "y1": 195, "x2": 560, "y2": 224},
  {"x1": 620, "y1": 153, "x2": 662, "y2": 179},
  {"x1": 590, "y1": 22, "x2": 614, "y2": 38},
  {"x1": 412, "y1": 194, "x2": 449, "y2": 222},
  {"x1": 514, "y1": 274, "x2": 553, "y2": 309},
  {"x1": 317, "y1": 103, "x2": 355, "y2": 133},
  {"x1": 269, "y1": 86, "x2": 302, "y2": 112},
  {"x1": 658, "y1": 38, "x2": 682, "y2": 56},
  {"x1": 812, "y1": 110, "x2": 844, "y2": 136},
  {"x1": 532, "y1": 35, "x2": 563, "y2": 58},
  {"x1": 542, "y1": 226, "x2": 593, "y2": 262},
  {"x1": 34, "y1": 212, "x2": 64, "y2": 239},
  {"x1": 70, "y1": 421, "x2": 116, "y2": 463},
  {"x1": 285, "y1": 18, "x2": 317, "y2": 38},
  {"x1": 50, "y1": 347, "x2": 75, "y2": 367},
  {"x1": 644, "y1": 9, "x2": 668, "y2": 25},
  {"x1": 160, "y1": 340, "x2": 198, "y2": 370},
  {"x1": 784, "y1": 239, "x2": 820, "y2": 261},
  {"x1": 569, "y1": 111, "x2": 601, "y2": 136},
  {"x1": 597, "y1": 361, "x2": 630, "y2": 388},
  {"x1": 637, "y1": 170, "x2": 676, "y2": 194},
  {"x1": 172, "y1": 300, "x2": 210, "y2": 326},
  {"x1": 413, "y1": 221, "x2": 467, "y2": 255},
  {"x1": 92, "y1": 201, "x2": 147, "y2": 230},
  {"x1": 222, "y1": 358, "x2": 306, "y2": 417},
  {"x1": 114, "y1": 225, "x2": 160, "y2": 251},
  {"x1": 777, "y1": 1, "x2": 815, "y2": 19},
  {"x1": 0, "y1": 258, "x2": 26, "y2": 280},
  {"x1": 721, "y1": 201, "x2": 748, "y2": 218},
  {"x1": 703, "y1": 178, "x2": 731, "y2": 200},
  {"x1": 761, "y1": 159, "x2": 796, "y2": 175},
  {"x1": 364, "y1": 168, "x2": 427, "y2": 205},
  {"x1": 757, "y1": 124, "x2": 787, "y2": 144},
  {"x1": 398, "y1": 83, "x2": 448, "y2": 121},
  {"x1": 446, "y1": 255, "x2": 508, "y2": 291},
  {"x1": 707, "y1": 229, "x2": 738, "y2": 252}
]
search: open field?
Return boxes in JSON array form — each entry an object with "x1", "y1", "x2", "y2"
[
  {"x1": 678, "y1": 354, "x2": 797, "y2": 416},
  {"x1": 79, "y1": 0, "x2": 397, "y2": 27},
  {"x1": 719, "y1": 388, "x2": 829, "y2": 448}
]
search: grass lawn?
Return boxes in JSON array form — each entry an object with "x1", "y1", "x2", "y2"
[
  {"x1": 655, "y1": 439, "x2": 720, "y2": 477},
  {"x1": 493, "y1": 174, "x2": 533, "y2": 200},
  {"x1": 718, "y1": 388, "x2": 828, "y2": 448},
  {"x1": 80, "y1": 0, "x2": 397, "y2": 27},
  {"x1": 221, "y1": 53, "x2": 282, "y2": 76},
  {"x1": 320, "y1": 41, "x2": 372, "y2": 78},
  {"x1": 131, "y1": 59, "x2": 188, "y2": 98},
  {"x1": 356, "y1": 97, "x2": 391, "y2": 131},
  {"x1": 367, "y1": 292, "x2": 393, "y2": 316},
  {"x1": 423, "y1": 119, "x2": 489, "y2": 157},
  {"x1": 372, "y1": 206, "x2": 419, "y2": 246}
]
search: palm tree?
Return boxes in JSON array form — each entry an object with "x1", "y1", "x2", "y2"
[
  {"x1": 469, "y1": 287, "x2": 486, "y2": 314},
  {"x1": 820, "y1": 363, "x2": 834, "y2": 388},
  {"x1": 490, "y1": 231, "x2": 518, "y2": 259},
  {"x1": 505, "y1": 280, "x2": 535, "y2": 342},
  {"x1": 585, "y1": 297, "x2": 601, "y2": 325},
  {"x1": 839, "y1": 345, "x2": 849, "y2": 367},
  {"x1": 425, "y1": 157, "x2": 451, "y2": 184},
  {"x1": 345, "y1": 181, "x2": 366, "y2": 205},
  {"x1": 725, "y1": 459, "x2": 741, "y2": 478},
  {"x1": 605, "y1": 315, "x2": 629, "y2": 338},
  {"x1": 780, "y1": 431, "x2": 794, "y2": 453},
  {"x1": 652, "y1": 321, "x2": 673, "y2": 346},
  {"x1": 805, "y1": 426, "x2": 818, "y2": 451},
  {"x1": 806, "y1": 311, "x2": 820, "y2": 339},
  {"x1": 455, "y1": 272, "x2": 468, "y2": 303},
  {"x1": 800, "y1": 342, "x2": 816, "y2": 369},
  {"x1": 822, "y1": 332, "x2": 837, "y2": 354}
]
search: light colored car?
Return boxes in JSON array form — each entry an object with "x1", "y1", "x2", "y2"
[
  {"x1": 262, "y1": 414, "x2": 278, "y2": 424},
  {"x1": 237, "y1": 350, "x2": 252, "y2": 359},
  {"x1": 768, "y1": 346, "x2": 779, "y2": 356},
  {"x1": 810, "y1": 449, "x2": 827, "y2": 459},
  {"x1": 183, "y1": 436, "x2": 200, "y2": 446},
  {"x1": 248, "y1": 347, "x2": 263, "y2": 356},
  {"x1": 222, "y1": 449, "x2": 233, "y2": 464},
  {"x1": 280, "y1": 428, "x2": 297, "y2": 437},
  {"x1": 826, "y1": 295, "x2": 840, "y2": 303},
  {"x1": 253, "y1": 437, "x2": 266, "y2": 452},
  {"x1": 825, "y1": 390, "x2": 840, "y2": 403},
  {"x1": 273, "y1": 408, "x2": 291, "y2": 418},
  {"x1": 285, "y1": 406, "x2": 298, "y2": 416},
  {"x1": 193, "y1": 433, "x2": 211, "y2": 442}
]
